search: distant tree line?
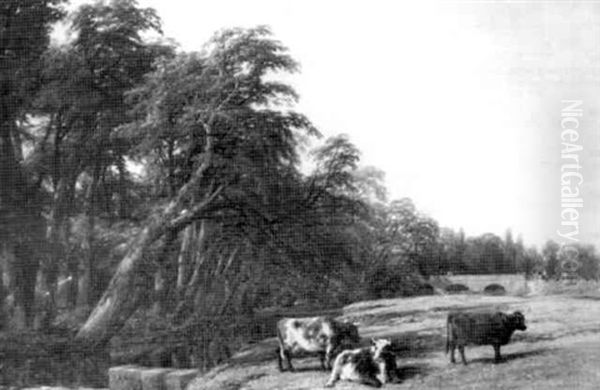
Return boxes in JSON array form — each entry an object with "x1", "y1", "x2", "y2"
[
  {"x1": 1, "y1": 0, "x2": 599, "y2": 374},
  {"x1": 437, "y1": 231, "x2": 599, "y2": 280}
]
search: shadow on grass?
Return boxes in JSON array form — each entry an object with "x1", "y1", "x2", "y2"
[
  {"x1": 285, "y1": 365, "x2": 329, "y2": 373},
  {"x1": 466, "y1": 348, "x2": 552, "y2": 364},
  {"x1": 518, "y1": 326, "x2": 600, "y2": 345},
  {"x1": 346, "y1": 309, "x2": 429, "y2": 327},
  {"x1": 345, "y1": 303, "x2": 388, "y2": 312},
  {"x1": 218, "y1": 373, "x2": 269, "y2": 390},
  {"x1": 431, "y1": 303, "x2": 519, "y2": 313},
  {"x1": 571, "y1": 294, "x2": 600, "y2": 301},
  {"x1": 229, "y1": 342, "x2": 280, "y2": 368},
  {"x1": 517, "y1": 333, "x2": 556, "y2": 343},
  {"x1": 377, "y1": 329, "x2": 445, "y2": 359},
  {"x1": 397, "y1": 363, "x2": 431, "y2": 381}
]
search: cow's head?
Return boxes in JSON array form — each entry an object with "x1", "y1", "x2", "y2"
[
  {"x1": 510, "y1": 311, "x2": 527, "y2": 331},
  {"x1": 338, "y1": 322, "x2": 361, "y2": 346},
  {"x1": 348, "y1": 324, "x2": 361, "y2": 345},
  {"x1": 370, "y1": 338, "x2": 393, "y2": 361}
]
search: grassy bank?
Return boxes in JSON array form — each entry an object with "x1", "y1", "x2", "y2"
[{"x1": 189, "y1": 293, "x2": 600, "y2": 389}]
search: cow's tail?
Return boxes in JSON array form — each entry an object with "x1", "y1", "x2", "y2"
[
  {"x1": 276, "y1": 323, "x2": 284, "y2": 349},
  {"x1": 276, "y1": 321, "x2": 285, "y2": 370},
  {"x1": 445, "y1": 315, "x2": 450, "y2": 354}
]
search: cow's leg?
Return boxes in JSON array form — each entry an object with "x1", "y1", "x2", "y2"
[
  {"x1": 376, "y1": 361, "x2": 388, "y2": 384},
  {"x1": 277, "y1": 347, "x2": 286, "y2": 372},
  {"x1": 285, "y1": 349, "x2": 295, "y2": 372},
  {"x1": 388, "y1": 366, "x2": 400, "y2": 384},
  {"x1": 458, "y1": 345, "x2": 467, "y2": 365},
  {"x1": 325, "y1": 354, "x2": 344, "y2": 387},
  {"x1": 325, "y1": 343, "x2": 335, "y2": 370},
  {"x1": 382, "y1": 359, "x2": 399, "y2": 384},
  {"x1": 449, "y1": 342, "x2": 456, "y2": 363},
  {"x1": 493, "y1": 345, "x2": 502, "y2": 363},
  {"x1": 319, "y1": 351, "x2": 327, "y2": 370}
]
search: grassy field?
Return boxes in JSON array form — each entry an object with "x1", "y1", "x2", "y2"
[{"x1": 188, "y1": 293, "x2": 600, "y2": 390}]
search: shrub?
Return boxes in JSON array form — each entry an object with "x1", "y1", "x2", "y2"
[
  {"x1": 483, "y1": 283, "x2": 506, "y2": 296},
  {"x1": 445, "y1": 284, "x2": 469, "y2": 294},
  {"x1": 366, "y1": 264, "x2": 426, "y2": 299},
  {"x1": 0, "y1": 331, "x2": 109, "y2": 388},
  {"x1": 416, "y1": 283, "x2": 435, "y2": 296}
]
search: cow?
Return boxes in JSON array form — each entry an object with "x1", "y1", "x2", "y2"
[
  {"x1": 446, "y1": 310, "x2": 527, "y2": 365},
  {"x1": 325, "y1": 338, "x2": 399, "y2": 388},
  {"x1": 276, "y1": 316, "x2": 360, "y2": 372}
]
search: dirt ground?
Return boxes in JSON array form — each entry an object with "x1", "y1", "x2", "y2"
[{"x1": 188, "y1": 293, "x2": 600, "y2": 390}]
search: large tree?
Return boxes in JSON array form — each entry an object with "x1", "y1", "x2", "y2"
[
  {"x1": 76, "y1": 26, "x2": 317, "y2": 345},
  {"x1": 0, "y1": 0, "x2": 65, "y2": 327},
  {"x1": 31, "y1": 0, "x2": 172, "y2": 312},
  {"x1": 542, "y1": 240, "x2": 560, "y2": 279},
  {"x1": 70, "y1": 0, "x2": 168, "y2": 306}
]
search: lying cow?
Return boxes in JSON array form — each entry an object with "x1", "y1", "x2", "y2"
[
  {"x1": 446, "y1": 310, "x2": 527, "y2": 364},
  {"x1": 325, "y1": 338, "x2": 398, "y2": 388},
  {"x1": 276, "y1": 316, "x2": 360, "y2": 371}
]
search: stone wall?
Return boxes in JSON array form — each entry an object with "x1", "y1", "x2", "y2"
[{"x1": 446, "y1": 274, "x2": 527, "y2": 294}]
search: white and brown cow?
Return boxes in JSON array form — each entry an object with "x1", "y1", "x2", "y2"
[
  {"x1": 276, "y1": 316, "x2": 360, "y2": 371},
  {"x1": 325, "y1": 338, "x2": 399, "y2": 388}
]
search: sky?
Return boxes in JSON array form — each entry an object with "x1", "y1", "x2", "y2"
[{"x1": 63, "y1": 0, "x2": 600, "y2": 249}]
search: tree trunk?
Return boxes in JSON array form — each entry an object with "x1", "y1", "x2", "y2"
[
  {"x1": 0, "y1": 121, "x2": 22, "y2": 208},
  {"x1": 12, "y1": 242, "x2": 40, "y2": 328},
  {"x1": 43, "y1": 179, "x2": 71, "y2": 322},
  {"x1": 76, "y1": 187, "x2": 222, "y2": 345},
  {"x1": 76, "y1": 92, "x2": 229, "y2": 345},
  {"x1": 152, "y1": 266, "x2": 166, "y2": 315},
  {"x1": 79, "y1": 165, "x2": 101, "y2": 307},
  {"x1": 78, "y1": 214, "x2": 95, "y2": 307},
  {"x1": 1, "y1": 120, "x2": 45, "y2": 329},
  {"x1": 66, "y1": 254, "x2": 79, "y2": 309},
  {"x1": 152, "y1": 231, "x2": 178, "y2": 315},
  {"x1": 76, "y1": 224, "x2": 160, "y2": 344},
  {"x1": 41, "y1": 239, "x2": 59, "y2": 326},
  {"x1": 0, "y1": 251, "x2": 6, "y2": 329},
  {"x1": 176, "y1": 223, "x2": 197, "y2": 295},
  {"x1": 116, "y1": 156, "x2": 129, "y2": 219}
]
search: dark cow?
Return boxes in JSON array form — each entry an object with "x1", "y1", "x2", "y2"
[
  {"x1": 325, "y1": 338, "x2": 398, "y2": 388},
  {"x1": 446, "y1": 310, "x2": 527, "y2": 364},
  {"x1": 276, "y1": 316, "x2": 360, "y2": 372}
]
